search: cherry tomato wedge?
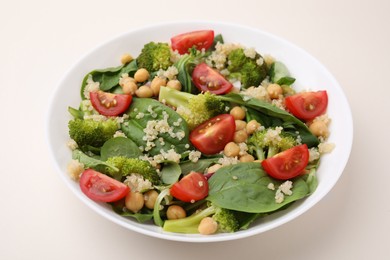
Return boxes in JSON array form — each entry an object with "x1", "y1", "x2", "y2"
[
  {"x1": 79, "y1": 169, "x2": 130, "y2": 202},
  {"x1": 261, "y1": 144, "x2": 309, "y2": 180},
  {"x1": 90, "y1": 90, "x2": 132, "y2": 116},
  {"x1": 192, "y1": 63, "x2": 233, "y2": 94},
  {"x1": 190, "y1": 114, "x2": 235, "y2": 155},
  {"x1": 171, "y1": 30, "x2": 214, "y2": 54},
  {"x1": 170, "y1": 172, "x2": 209, "y2": 203},
  {"x1": 285, "y1": 90, "x2": 328, "y2": 121}
]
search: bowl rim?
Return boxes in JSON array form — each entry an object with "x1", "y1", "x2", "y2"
[{"x1": 45, "y1": 20, "x2": 353, "y2": 242}]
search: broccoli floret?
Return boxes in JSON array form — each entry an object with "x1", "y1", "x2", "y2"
[
  {"x1": 227, "y1": 48, "x2": 268, "y2": 89},
  {"x1": 68, "y1": 118, "x2": 119, "y2": 150},
  {"x1": 247, "y1": 127, "x2": 296, "y2": 161},
  {"x1": 158, "y1": 86, "x2": 226, "y2": 129},
  {"x1": 162, "y1": 204, "x2": 239, "y2": 234},
  {"x1": 136, "y1": 42, "x2": 172, "y2": 72},
  {"x1": 105, "y1": 156, "x2": 160, "y2": 185}
]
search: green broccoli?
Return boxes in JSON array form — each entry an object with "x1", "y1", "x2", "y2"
[
  {"x1": 247, "y1": 127, "x2": 297, "y2": 161},
  {"x1": 105, "y1": 156, "x2": 160, "y2": 185},
  {"x1": 227, "y1": 48, "x2": 268, "y2": 89},
  {"x1": 68, "y1": 118, "x2": 119, "y2": 150},
  {"x1": 162, "y1": 204, "x2": 239, "y2": 234},
  {"x1": 136, "y1": 42, "x2": 172, "y2": 72},
  {"x1": 158, "y1": 86, "x2": 226, "y2": 129}
]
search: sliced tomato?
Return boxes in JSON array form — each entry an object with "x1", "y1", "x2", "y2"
[
  {"x1": 171, "y1": 30, "x2": 214, "y2": 54},
  {"x1": 285, "y1": 90, "x2": 328, "y2": 121},
  {"x1": 170, "y1": 172, "x2": 209, "y2": 202},
  {"x1": 79, "y1": 169, "x2": 130, "y2": 202},
  {"x1": 192, "y1": 63, "x2": 233, "y2": 94},
  {"x1": 190, "y1": 114, "x2": 235, "y2": 155},
  {"x1": 90, "y1": 91, "x2": 132, "y2": 116},
  {"x1": 261, "y1": 144, "x2": 309, "y2": 180}
]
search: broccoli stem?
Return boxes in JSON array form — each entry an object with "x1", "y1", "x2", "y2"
[
  {"x1": 158, "y1": 86, "x2": 193, "y2": 108},
  {"x1": 163, "y1": 205, "x2": 217, "y2": 233},
  {"x1": 267, "y1": 146, "x2": 279, "y2": 158}
]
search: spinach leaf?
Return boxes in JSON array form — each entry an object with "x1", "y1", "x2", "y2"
[
  {"x1": 270, "y1": 61, "x2": 296, "y2": 86},
  {"x1": 175, "y1": 54, "x2": 196, "y2": 94},
  {"x1": 207, "y1": 162, "x2": 309, "y2": 213},
  {"x1": 219, "y1": 93, "x2": 319, "y2": 147},
  {"x1": 161, "y1": 161, "x2": 182, "y2": 184},
  {"x1": 100, "y1": 137, "x2": 142, "y2": 161},
  {"x1": 179, "y1": 158, "x2": 219, "y2": 175},
  {"x1": 111, "y1": 203, "x2": 153, "y2": 223},
  {"x1": 72, "y1": 149, "x2": 118, "y2": 172},
  {"x1": 80, "y1": 60, "x2": 138, "y2": 99},
  {"x1": 121, "y1": 97, "x2": 191, "y2": 156}
]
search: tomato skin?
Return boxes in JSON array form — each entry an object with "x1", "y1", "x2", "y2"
[
  {"x1": 261, "y1": 144, "x2": 309, "y2": 180},
  {"x1": 190, "y1": 114, "x2": 236, "y2": 155},
  {"x1": 170, "y1": 172, "x2": 209, "y2": 202},
  {"x1": 79, "y1": 169, "x2": 130, "y2": 202},
  {"x1": 171, "y1": 30, "x2": 214, "y2": 54},
  {"x1": 192, "y1": 63, "x2": 233, "y2": 94},
  {"x1": 90, "y1": 91, "x2": 132, "y2": 116},
  {"x1": 285, "y1": 90, "x2": 328, "y2": 121}
]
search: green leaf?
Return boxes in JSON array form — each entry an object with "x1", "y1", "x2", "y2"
[
  {"x1": 80, "y1": 60, "x2": 138, "y2": 99},
  {"x1": 100, "y1": 137, "x2": 142, "y2": 161},
  {"x1": 161, "y1": 161, "x2": 182, "y2": 184},
  {"x1": 270, "y1": 61, "x2": 296, "y2": 86},
  {"x1": 179, "y1": 158, "x2": 219, "y2": 175},
  {"x1": 72, "y1": 149, "x2": 118, "y2": 172},
  {"x1": 207, "y1": 162, "x2": 310, "y2": 213},
  {"x1": 121, "y1": 97, "x2": 191, "y2": 156}
]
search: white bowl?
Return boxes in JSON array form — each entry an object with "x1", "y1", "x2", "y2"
[{"x1": 46, "y1": 21, "x2": 353, "y2": 242}]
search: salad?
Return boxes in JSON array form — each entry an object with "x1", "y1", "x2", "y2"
[{"x1": 66, "y1": 30, "x2": 334, "y2": 235}]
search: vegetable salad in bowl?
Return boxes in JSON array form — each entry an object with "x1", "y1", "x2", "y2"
[{"x1": 65, "y1": 29, "x2": 334, "y2": 235}]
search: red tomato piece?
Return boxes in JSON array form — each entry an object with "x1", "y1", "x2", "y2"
[
  {"x1": 79, "y1": 169, "x2": 130, "y2": 202},
  {"x1": 190, "y1": 114, "x2": 236, "y2": 155},
  {"x1": 170, "y1": 172, "x2": 209, "y2": 203},
  {"x1": 90, "y1": 91, "x2": 132, "y2": 116},
  {"x1": 285, "y1": 90, "x2": 328, "y2": 121},
  {"x1": 261, "y1": 144, "x2": 309, "y2": 180},
  {"x1": 171, "y1": 30, "x2": 214, "y2": 54},
  {"x1": 192, "y1": 63, "x2": 233, "y2": 94}
]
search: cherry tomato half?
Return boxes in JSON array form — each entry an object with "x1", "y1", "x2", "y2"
[
  {"x1": 171, "y1": 30, "x2": 214, "y2": 54},
  {"x1": 285, "y1": 90, "x2": 328, "y2": 121},
  {"x1": 90, "y1": 91, "x2": 132, "y2": 116},
  {"x1": 261, "y1": 144, "x2": 309, "y2": 180},
  {"x1": 170, "y1": 172, "x2": 209, "y2": 203},
  {"x1": 192, "y1": 63, "x2": 233, "y2": 94},
  {"x1": 79, "y1": 169, "x2": 130, "y2": 202},
  {"x1": 190, "y1": 114, "x2": 236, "y2": 155}
]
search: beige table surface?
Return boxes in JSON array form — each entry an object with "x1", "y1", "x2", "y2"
[{"x1": 1, "y1": 0, "x2": 389, "y2": 259}]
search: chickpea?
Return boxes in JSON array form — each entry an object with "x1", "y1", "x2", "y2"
[
  {"x1": 309, "y1": 120, "x2": 329, "y2": 137},
  {"x1": 207, "y1": 164, "x2": 222, "y2": 174},
  {"x1": 125, "y1": 192, "x2": 144, "y2": 213},
  {"x1": 233, "y1": 130, "x2": 248, "y2": 143},
  {"x1": 120, "y1": 53, "x2": 133, "y2": 64},
  {"x1": 166, "y1": 79, "x2": 182, "y2": 91},
  {"x1": 224, "y1": 142, "x2": 240, "y2": 157},
  {"x1": 230, "y1": 106, "x2": 246, "y2": 120},
  {"x1": 239, "y1": 154, "x2": 255, "y2": 162},
  {"x1": 166, "y1": 205, "x2": 186, "y2": 220},
  {"x1": 135, "y1": 85, "x2": 154, "y2": 98},
  {"x1": 144, "y1": 190, "x2": 158, "y2": 209},
  {"x1": 198, "y1": 217, "x2": 218, "y2": 235},
  {"x1": 150, "y1": 76, "x2": 167, "y2": 96},
  {"x1": 134, "y1": 68, "x2": 150, "y2": 82},
  {"x1": 235, "y1": 120, "x2": 247, "y2": 131},
  {"x1": 121, "y1": 78, "x2": 138, "y2": 95},
  {"x1": 246, "y1": 120, "x2": 261, "y2": 135},
  {"x1": 267, "y1": 83, "x2": 283, "y2": 99}
]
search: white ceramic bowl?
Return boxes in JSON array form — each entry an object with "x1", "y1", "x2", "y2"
[{"x1": 46, "y1": 21, "x2": 353, "y2": 242}]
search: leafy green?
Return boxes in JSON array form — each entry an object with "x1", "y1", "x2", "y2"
[
  {"x1": 100, "y1": 137, "x2": 142, "y2": 161},
  {"x1": 270, "y1": 61, "x2": 296, "y2": 86},
  {"x1": 72, "y1": 149, "x2": 118, "y2": 173},
  {"x1": 160, "y1": 161, "x2": 182, "y2": 185},
  {"x1": 207, "y1": 162, "x2": 310, "y2": 213},
  {"x1": 121, "y1": 97, "x2": 191, "y2": 156},
  {"x1": 80, "y1": 60, "x2": 138, "y2": 99}
]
